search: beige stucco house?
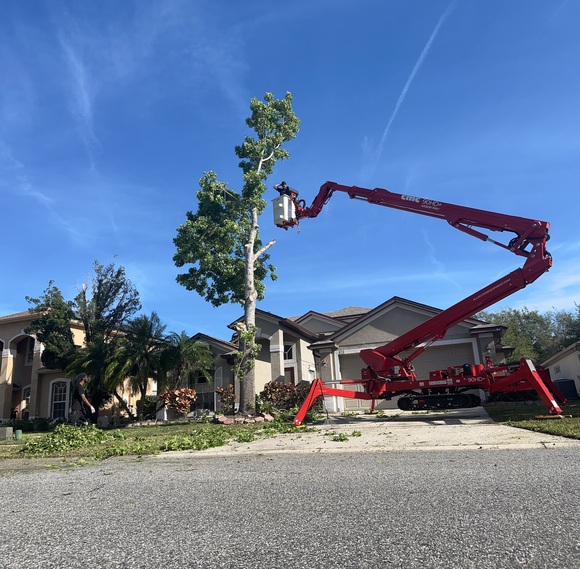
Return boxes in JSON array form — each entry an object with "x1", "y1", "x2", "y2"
[
  {"x1": 285, "y1": 297, "x2": 508, "y2": 412},
  {"x1": 0, "y1": 311, "x2": 152, "y2": 424},
  {"x1": 1, "y1": 297, "x2": 510, "y2": 422}
]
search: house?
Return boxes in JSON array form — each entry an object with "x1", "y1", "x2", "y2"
[
  {"x1": 0, "y1": 311, "x2": 149, "y2": 424},
  {"x1": 0, "y1": 297, "x2": 509, "y2": 422},
  {"x1": 282, "y1": 297, "x2": 506, "y2": 412},
  {"x1": 207, "y1": 297, "x2": 506, "y2": 413},
  {"x1": 542, "y1": 342, "x2": 580, "y2": 400},
  {"x1": 187, "y1": 332, "x2": 237, "y2": 412}
]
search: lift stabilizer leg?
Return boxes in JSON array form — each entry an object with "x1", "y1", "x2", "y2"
[
  {"x1": 293, "y1": 379, "x2": 374, "y2": 426},
  {"x1": 489, "y1": 358, "x2": 566, "y2": 415}
]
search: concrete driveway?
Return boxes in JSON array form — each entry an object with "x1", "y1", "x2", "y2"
[{"x1": 184, "y1": 406, "x2": 580, "y2": 458}]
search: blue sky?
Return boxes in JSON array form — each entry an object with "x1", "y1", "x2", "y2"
[{"x1": 2, "y1": 0, "x2": 579, "y2": 340}]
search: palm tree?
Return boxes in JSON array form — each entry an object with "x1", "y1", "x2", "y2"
[
  {"x1": 105, "y1": 311, "x2": 167, "y2": 419},
  {"x1": 161, "y1": 332, "x2": 214, "y2": 391}
]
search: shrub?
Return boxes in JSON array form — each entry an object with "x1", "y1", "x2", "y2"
[
  {"x1": 259, "y1": 381, "x2": 298, "y2": 410},
  {"x1": 8, "y1": 418, "x2": 53, "y2": 433},
  {"x1": 215, "y1": 384, "x2": 235, "y2": 414},
  {"x1": 159, "y1": 388, "x2": 197, "y2": 415},
  {"x1": 141, "y1": 395, "x2": 158, "y2": 419}
]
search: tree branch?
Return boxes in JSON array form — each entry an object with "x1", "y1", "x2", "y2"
[{"x1": 255, "y1": 239, "x2": 276, "y2": 259}]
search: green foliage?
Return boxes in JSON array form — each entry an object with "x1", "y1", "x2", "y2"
[
  {"x1": 174, "y1": 171, "x2": 254, "y2": 307},
  {"x1": 68, "y1": 260, "x2": 142, "y2": 410},
  {"x1": 173, "y1": 92, "x2": 300, "y2": 413},
  {"x1": 140, "y1": 395, "x2": 158, "y2": 419},
  {"x1": 330, "y1": 432, "x2": 350, "y2": 442},
  {"x1": 234, "y1": 430, "x2": 257, "y2": 443},
  {"x1": 25, "y1": 260, "x2": 143, "y2": 415},
  {"x1": 162, "y1": 428, "x2": 229, "y2": 452},
  {"x1": 232, "y1": 325, "x2": 260, "y2": 385},
  {"x1": 479, "y1": 304, "x2": 580, "y2": 363},
  {"x1": 161, "y1": 332, "x2": 214, "y2": 391},
  {"x1": 75, "y1": 261, "x2": 141, "y2": 344},
  {"x1": 8, "y1": 418, "x2": 52, "y2": 433},
  {"x1": 485, "y1": 400, "x2": 580, "y2": 440},
  {"x1": 21, "y1": 424, "x2": 123, "y2": 456},
  {"x1": 25, "y1": 281, "x2": 76, "y2": 370},
  {"x1": 104, "y1": 311, "x2": 167, "y2": 418}
]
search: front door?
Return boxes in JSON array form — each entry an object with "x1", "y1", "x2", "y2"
[{"x1": 284, "y1": 367, "x2": 295, "y2": 386}]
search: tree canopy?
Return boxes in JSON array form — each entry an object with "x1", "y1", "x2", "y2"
[
  {"x1": 479, "y1": 304, "x2": 580, "y2": 363},
  {"x1": 25, "y1": 281, "x2": 76, "y2": 371},
  {"x1": 173, "y1": 91, "x2": 300, "y2": 412}
]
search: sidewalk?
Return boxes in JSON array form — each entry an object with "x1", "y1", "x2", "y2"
[{"x1": 187, "y1": 406, "x2": 580, "y2": 457}]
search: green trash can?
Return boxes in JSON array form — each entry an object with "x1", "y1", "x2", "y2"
[{"x1": 15, "y1": 429, "x2": 23, "y2": 441}]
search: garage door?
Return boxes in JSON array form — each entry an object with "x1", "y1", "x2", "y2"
[
  {"x1": 337, "y1": 343, "x2": 477, "y2": 411},
  {"x1": 412, "y1": 343, "x2": 477, "y2": 379}
]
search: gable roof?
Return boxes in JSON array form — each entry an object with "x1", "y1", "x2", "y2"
[
  {"x1": 228, "y1": 308, "x2": 320, "y2": 342},
  {"x1": 326, "y1": 296, "x2": 484, "y2": 344},
  {"x1": 190, "y1": 332, "x2": 237, "y2": 352},
  {"x1": 0, "y1": 311, "x2": 34, "y2": 323},
  {"x1": 321, "y1": 306, "x2": 371, "y2": 319}
]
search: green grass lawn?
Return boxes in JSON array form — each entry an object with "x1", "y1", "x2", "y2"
[
  {"x1": 484, "y1": 399, "x2": 580, "y2": 440},
  {"x1": 0, "y1": 418, "x2": 307, "y2": 461},
  {"x1": 2, "y1": 401, "x2": 579, "y2": 464}
]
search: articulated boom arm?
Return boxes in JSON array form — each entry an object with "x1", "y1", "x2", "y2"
[{"x1": 275, "y1": 181, "x2": 552, "y2": 380}]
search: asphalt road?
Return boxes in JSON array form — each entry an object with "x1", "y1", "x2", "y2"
[{"x1": 1, "y1": 446, "x2": 579, "y2": 569}]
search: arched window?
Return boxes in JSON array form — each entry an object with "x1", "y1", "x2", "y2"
[{"x1": 50, "y1": 380, "x2": 69, "y2": 419}]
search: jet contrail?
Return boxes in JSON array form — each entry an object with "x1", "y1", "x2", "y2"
[{"x1": 372, "y1": 1, "x2": 456, "y2": 171}]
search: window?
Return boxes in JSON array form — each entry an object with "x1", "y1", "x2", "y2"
[
  {"x1": 554, "y1": 365, "x2": 561, "y2": 375},
  {"x1": 195, "y1": 371, "x2": 208, "y2": 384},
  {"x1": 26, "y1": 337, "x2": 35, "y2": 365},
  {"x1": 51, "y1": 380, "x2": 69, "y2": 419},
  {"x1": 284, "y1": 344, "x2": 295, "y2": 361}
]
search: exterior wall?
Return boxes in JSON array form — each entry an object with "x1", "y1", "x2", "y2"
[
  {"x1": 0, "y1": 315, "x2": 43, "y2": 421},
  {"x1": 255, "y1": 340, "x2": 272, "y2": 395},
  {"x1": 544, "y1": 344, "x2": 580, "y2": 398},
  {"x1": 296, "y1": 338, "x2": 316, "y2": 384},
  {"x1": 254, "y1": 314, "x2": 317, "y2": 389},
  {"x1": 338, "y1": 307, "x2": 473, "y2": 350},
  {"x1": 294, "y1": 316, "x2": 343, "y2": 335}
]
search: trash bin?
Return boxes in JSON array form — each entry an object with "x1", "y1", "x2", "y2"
[{"x1": 14, "y1": 429, "x2": 23, "y2": 441}]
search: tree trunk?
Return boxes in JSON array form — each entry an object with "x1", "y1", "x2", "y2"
[
  {"x1": 113, "y1": 390, "x2": 135, "y2": 422},
  {"x1": 239, "y1": 207, "x2": 259, "y2": 414}
]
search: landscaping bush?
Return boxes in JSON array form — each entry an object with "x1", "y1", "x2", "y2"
[
  {"x1": 259, "y1": 381, "x2": 298, "y2": 410},
  {"x1": 215, "y1": 384, "x2": 235, "y2": 414},
  {"x1": 8, "y1": 418, "x2": 52, "y2": 433},
  {"x1": 141, "y1": 395, "x2": 158, "y2": 419},
  {"x1": 159, "y1": 388, "x2": 197, "y2": 415}
]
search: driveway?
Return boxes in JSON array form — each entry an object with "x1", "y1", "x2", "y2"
[{"x1": 183, "y1": 406, "x2": 580, "y2": 458}]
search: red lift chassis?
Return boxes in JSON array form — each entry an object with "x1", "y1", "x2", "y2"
[{"x1": 272, "y1": 181, "x2": 567, "y2": 424}]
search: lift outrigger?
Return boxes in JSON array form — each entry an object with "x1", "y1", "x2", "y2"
[{"x1": 272, "y1": 181, "x2": 567, "y2": 425}]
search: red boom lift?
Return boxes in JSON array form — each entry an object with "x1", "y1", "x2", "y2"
[{"x1": 272, "y1": 181, "x2": 567, "y2": 425}]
